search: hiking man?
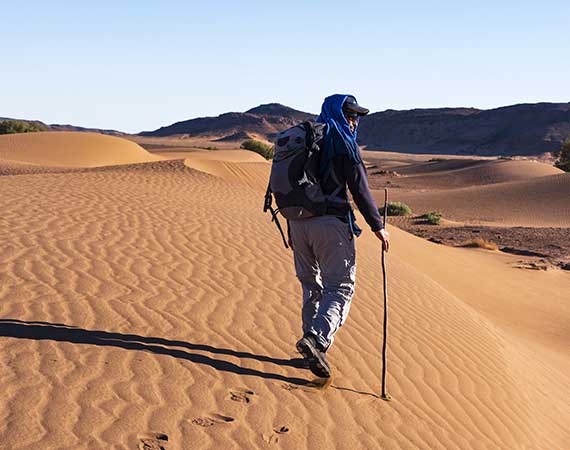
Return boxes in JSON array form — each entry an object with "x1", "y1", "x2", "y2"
[{"x1": 291, "y1": 94, "x2": 390, "y2": 378}]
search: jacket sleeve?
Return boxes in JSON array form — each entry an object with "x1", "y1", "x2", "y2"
[{"x1": 343, "y1": 158, "x2": 384, "y2": 232}]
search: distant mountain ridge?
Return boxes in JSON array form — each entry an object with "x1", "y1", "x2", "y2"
[
  {"x1": 139, "y1": 103, "x2": 314, "y2": 139},
  {"x1": 244, "y1": 103, "x2": 314, "y2": 121},
  {"x1": 139, "y1": 102, "x2": 570, "y2": 156},
  {"x1": 49, "y1": 124, "x2": 125, "y2": 136},
  {"x1": 4, "y1": 101, "x2": 570, "y2": 156},
  {"x1": 357, "y1": 102, "x2": 570, "y2": 156},
  {"x1": 0, "y1": 117, "x2": 124, "y2": 136}
]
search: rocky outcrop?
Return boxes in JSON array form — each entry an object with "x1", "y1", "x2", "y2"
[
  {"x1": 357, "y1": 103, "x2": 570, "y2": 156},
  {"x1": 139, "y1": 103, "x2": 315, "y2": 139}
]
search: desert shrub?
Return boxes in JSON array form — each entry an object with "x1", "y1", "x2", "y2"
[
  {"x1": 428, "y1": 158, "x2": 447, "y2": 162},
  {"x1": 379, "y1": 201, "x2": 412, "y2": 216},
  {"x1": 553, "y1": 139, "x2": 570, "y2": 172},
  {"x1": 0, "y1": 119, "x2": 48, "y2": 135},
  {"x1": 190, "y1": 145, "x2": 219, "y2": 150},
  {"x1": 372, "y1": 169, "x2": 400, "y2": 177},
  {"x1": 460, "y1": 238, "x2": 498, "y2": 251},
  {"x1": 419, "y1": 211, "x2": 442, "y2": 225},
  {"x1": 497, "y1": 156, "x2": 514, "y2": 160},
  {"x1": 240, "y1": 139, "x2": 274, "y2": 160}
]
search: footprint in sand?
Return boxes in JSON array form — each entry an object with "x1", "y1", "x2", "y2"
[
  {"x1": 281, "y1": 380, "x2": 330, "y2": 393},
  {"x1": 192, "y1": 414, "x2": 235, "y2": 427},
  {"x1": 212, "y1": 414, "x2": 235, "y2": 423},
  {"x1": 229, "y1": 388, "x2": 255, "y2": 403},
  {"x1": 138, "y1": 432, "x2": 169, "y2": 450},
  {"x1": 263, "y1": 426, "x2": 289, "y2": 444}
]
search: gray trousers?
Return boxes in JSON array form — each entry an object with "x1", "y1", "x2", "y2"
[{"x1": 289, "y1": 215, "x2": 356, "y2": 351}]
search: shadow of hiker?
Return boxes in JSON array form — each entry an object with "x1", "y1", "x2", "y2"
[{"x1": 0, "y1": 319, "x2": 310, "y2": 386}]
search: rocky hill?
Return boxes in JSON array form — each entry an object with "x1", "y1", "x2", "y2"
[
  {"x1": 139, "y1": 103, "x2": 315, "y2": 138},
  {"x1": 5, "y1": 101, "x2": 570, "y2": 156},
  {"x1": 0, "y1": 117, "x2": 124, "y2": 136},
  {"x1": 357, "y1": 103, "x2": 570, "y2": 156},
  {"x1": 139, "y1": 102, "x2": 570, "y2": 156},
  {"x1": 48, "y1": 124, "x2": 125, "y2": 136}
]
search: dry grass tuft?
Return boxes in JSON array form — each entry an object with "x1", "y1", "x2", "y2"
[{"x1": 460, "y1": 238, "x2": 499, "y2": 251}]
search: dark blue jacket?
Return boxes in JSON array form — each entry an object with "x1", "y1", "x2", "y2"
[
  {"x1": 315, "y1": 94, "x2": 383, "y2": 233},
  {"x1": 318, "y1": 135, "x2": 384, "y2": 232}
]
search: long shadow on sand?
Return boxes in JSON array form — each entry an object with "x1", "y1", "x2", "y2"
[{"x1": 0, "y1": 319, "x2": 311, "y2": 386}]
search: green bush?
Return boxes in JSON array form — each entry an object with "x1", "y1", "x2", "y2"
[
  {"x1": 419, "y1": 211, "x2": 442, "y2": 225},
  {"x1": 553, "y1": 139, "x2": 570, "y2": 172},
  {"x1": 0, "y1": 119, "x2": 48, "y2": 135},
  {"x1": 240, "y1": 139, "x2": 274, "y2": 160},
  {"x1": 379, "y1": 201, "x2": 412, "y2": 216},
  {"x1": 190, "y1": 145, "x2": 219, "y2": 150}
]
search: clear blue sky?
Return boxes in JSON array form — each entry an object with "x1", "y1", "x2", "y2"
[{"x1": 2, "y1": 0, "x2": 569, "y2": 133}]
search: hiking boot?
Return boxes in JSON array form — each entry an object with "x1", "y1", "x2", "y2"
[{"x1": 295, "y1": 335, "x2": 331, "y2": 378}]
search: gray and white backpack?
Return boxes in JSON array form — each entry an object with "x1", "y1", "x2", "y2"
[{"x1": 264, "y1": 121, "x2": 346, "y2": 248}]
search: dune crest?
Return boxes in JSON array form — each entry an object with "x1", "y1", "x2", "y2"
[
  {"x1": 384, "y1": 172, "x2": 570, "y2": 227},
  {"x1": 392, "y1": 158, "x2": 563, "y2": 187},
  {"x1": 0, "y1": 132, "x2": 163, "y2": 168}
]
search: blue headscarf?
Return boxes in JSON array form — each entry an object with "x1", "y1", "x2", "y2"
[{"x1": 316, "y1": 94, "x2": 362, "y2": 171}]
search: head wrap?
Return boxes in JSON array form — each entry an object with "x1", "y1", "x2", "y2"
[{"x1": 316, "y1": 94, "x2": 362, "y2": 170}]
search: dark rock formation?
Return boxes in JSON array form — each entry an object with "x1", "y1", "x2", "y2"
[
  {"x1": 139, "y1": 103, "x2": 316, "y2": 140},
  {"x1": 357, "y1": 103, "x2": 570, "y2": 156}
]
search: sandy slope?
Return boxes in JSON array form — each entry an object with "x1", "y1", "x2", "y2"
[
  {"x1": 0, "y1": 146, "x2": 569, "y2": 449},
  {"x1": 0, "y1": 132, "x2": 162, "y2": 167},
  {"x1": 361, "y1": 150, "x2": 495, "y2": 170},
  {"x1": 391, "y1": 159, "x2": 560, "y2": 178},
  {"x1": 377, "y1": 159, "x2": 564, "y2": 190},
  {"x1": 162, "y1": 150, "x2": 266, "y2": 163},
  {"x1": 150, "y1": 149, "x2": 270, "y2": 191},
  {"x1": 363, "y1": 151, "x2": 569, "y2": 228},
  {"x1": 177, "y1": 150, "x2": 270, "y2": 192},
  {"x1": 384, "y1": 172, "x2": 570, "y2": 227}
]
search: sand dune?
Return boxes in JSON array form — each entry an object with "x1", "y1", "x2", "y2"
[
  {"x1": 0, "y1": 158, "x2": 73, "y2": 176},
  {"x1": 387, "y1": 172, "x2": 570, "y2": 227},
  {"x1": 397, "y1": 159, "x2": 561, "y2": 186},
  {"x1": 183, "y1": 160, "x2": 270, "y2": 192},
  {"x1": 362, "y1": 150, "x2": 495, "y2": 170},
  {"x1": 369, "y1": 158, "x2": 564, "y2": 191},
  {"x1": 163, "y1": 149, "x2": 267, "y2": 163},
  {"x1": 395, "y1": 158, "x2": 559, "y2": 177},
  {"x1": 1, "y1": 149, "x2": 569, "y2": 449},
  {"x1": 154, "y1": 149, "x2": 271, "y2": 191},
  {"x1": 0, "y1": 132, "x2": 162, "y2": 167}
]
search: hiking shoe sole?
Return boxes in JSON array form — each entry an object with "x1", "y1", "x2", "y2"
[{"x1": 296, "y1": 337, "x2": 331, "y2": 378}]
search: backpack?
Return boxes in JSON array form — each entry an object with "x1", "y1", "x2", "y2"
[{"x1": 264, "y1": 121, "x2": 347, "y2": 248}]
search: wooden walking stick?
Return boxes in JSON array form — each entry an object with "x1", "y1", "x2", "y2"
[{"x1": 381, "y1": 188, "x2": 391, "y2": 401}]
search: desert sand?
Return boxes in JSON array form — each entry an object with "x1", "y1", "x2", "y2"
[
  {"x1": 364, "y1": 154, "x2": 570, "y2": 227},
  {"x1": 1, "y1": 133, "x2": 569, "y2": 450},
  {"x1": 0, "y1": 132, "x2": 163, "y2": 168}
]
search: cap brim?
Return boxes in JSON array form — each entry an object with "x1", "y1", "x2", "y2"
[{"x1": 344, "y1": 103, "x2": 370, "y2": 116}]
